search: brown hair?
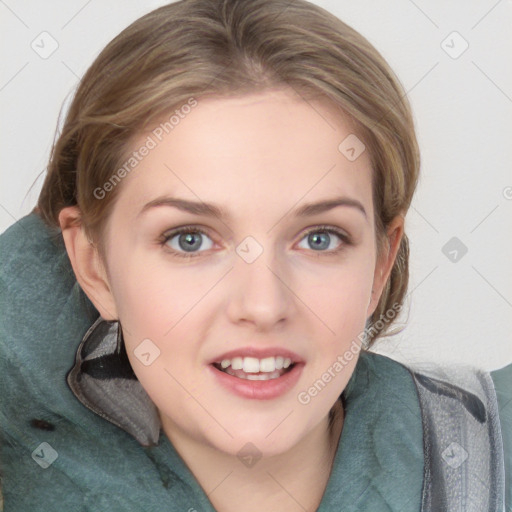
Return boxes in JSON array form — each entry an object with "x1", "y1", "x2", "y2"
[{"x1": 36, "y1": 0, "x2": 420, "y2": 347}]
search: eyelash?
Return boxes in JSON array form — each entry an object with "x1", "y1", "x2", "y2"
[{"x1": 158, "y1": 225, "x2": 352, "y2": 259}]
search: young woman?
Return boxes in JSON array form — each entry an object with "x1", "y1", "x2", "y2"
[{"x1": 1, "y1": 1, "x2": 509, "y2": 510}]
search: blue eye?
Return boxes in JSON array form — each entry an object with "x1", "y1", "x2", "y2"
[
  {"x1": 161, "y1": 227, "x2": 214, "y2": 258},
  {"x1": 297, "y1": 226, "x2": 348, "y2": 253},
  {"x1": 160, "y1": 225, "x2": 350, "y2": 260}
]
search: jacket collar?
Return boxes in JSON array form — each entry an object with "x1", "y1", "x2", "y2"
[{"x1": 66, "y1": 316, "x2": 161, "y2": 446}]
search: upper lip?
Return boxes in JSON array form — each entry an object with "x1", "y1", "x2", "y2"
[{"x1": 208, "y1": 347, "x2": 305, "y2": 365}]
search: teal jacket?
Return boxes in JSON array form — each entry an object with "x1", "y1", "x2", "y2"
[{"x1": 1, "y1": 213, "x2": 510, "y2": 511}]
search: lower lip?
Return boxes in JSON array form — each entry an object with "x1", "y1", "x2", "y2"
[{"x1": 208, "y1": 363, "x2": 304, "y2": 400}]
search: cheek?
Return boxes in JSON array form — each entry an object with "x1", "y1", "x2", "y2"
[
  {"x1": 302, "y1": 253, "x2": 375, "y2": 318},
  {"x1": 108, "y1": 255, "x2": 213, "y2": 391},
  {"x1": 304, "y1": 256, "x2": 376, "y2": 368},
  {"x1": 107, "y1": 248, "x2": 193, "y2": 334}
]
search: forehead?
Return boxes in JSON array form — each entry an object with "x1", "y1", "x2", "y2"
[{"x1": 112, "y1": 89, "x2": 374, "y2": 222}]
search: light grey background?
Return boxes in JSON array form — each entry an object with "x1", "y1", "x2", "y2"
[{"x1": 1, "y1": 0, "x2": 511, "y2": 371}]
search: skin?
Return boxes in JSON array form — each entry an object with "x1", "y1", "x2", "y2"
[{"x1": 60, "y1": 87, "x2": 403, "y2": 512}]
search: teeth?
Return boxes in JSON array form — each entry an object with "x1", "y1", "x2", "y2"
[
  {"x1": 259, "y1": 357, "x2": 275, "y2": 372},
  {"x1": 231, "y1": 357, "x2": 243, "y2": 370},
  {"x1": 222, "y1": 367, "x2": 283, "y2": 380},
  {"x1": 243, "y1": 357, "x2": 260, "y2": 373},
  {"x1": 216, "y1": 356, "x2": 294, "y2": 373},
  {"x1": 244, "y1": 370, "x2": 282, "y2": 380}
]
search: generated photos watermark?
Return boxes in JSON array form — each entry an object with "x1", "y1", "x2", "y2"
[
  {"x1": 93, "y1": 97, "x2": 198, "y2": 200},
  {"x1": 297, "y1": 302, "x2": 402, "y2": 405}
]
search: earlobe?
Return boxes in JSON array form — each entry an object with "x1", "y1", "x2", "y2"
[{"x1": 58, "y1": 206, "x2": 118, "y2": 320}]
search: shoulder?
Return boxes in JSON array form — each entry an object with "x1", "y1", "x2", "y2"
[
  {"x1": 0, "y1": 213, "x2": 98, "y2": 373},
  {"x1": 344, "y1": 350, "x2": 425, "y2": 434},
  {"x1": 395, "y1": 356, "x2": 509, "y2": 511},
  {"x1": 491, "y1": 361, "x2": 512, "y2": 403},
  {"x1": 1, "y1": 212, "x2": 63, "y2": 280},
  {"x1": 0, "y1": 212, "x2": 98, "y2": 417},
  {"x1": 329, "y1": 351, "x2": 425, "y2": 510},
  {"x1": 0, "y1": 213, "x2": 85, "y2": 321},
  {"x1": 491, "y1": 362, "x2": 512, "y2": 510},
  {"x1": 0, "y1": 215, "x2": 172, "y2": 509},
  {"x1": 346, "y1": 349, "x2": 420, "y2": 398},
  {"x1": 0, "y1": 211, "x2": 97, "y2": 322}
]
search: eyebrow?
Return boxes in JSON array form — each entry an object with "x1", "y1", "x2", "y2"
[{"x1": 137, "y1": 196, "x2": 367, "y2": 220}]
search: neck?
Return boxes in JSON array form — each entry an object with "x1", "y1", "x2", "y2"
[{"x1": 161, "y1": 400, "x2": 344, "y2": 512}]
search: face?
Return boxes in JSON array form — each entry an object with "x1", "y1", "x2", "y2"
[{"x1": 81, "y1": 88, "x2": 397, "y2": 457}]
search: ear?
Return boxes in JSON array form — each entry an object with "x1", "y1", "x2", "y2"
[
  {"x1": 58, "y1": 206, "x2": 118, "y2": 320},
  {"x1": 366, "y1": 215, "x2": 404, "y2": 317}
]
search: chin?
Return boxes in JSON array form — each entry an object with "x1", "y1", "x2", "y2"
[{"x1": 203, "y1": 419, "x2": 307, "y2": 459}]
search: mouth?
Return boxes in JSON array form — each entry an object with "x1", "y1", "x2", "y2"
[
  {"x1": 211, "y1": 359, "x2": 297, "y2": 381},
  {"x1": 208, "y1": 358, "x2": 305, "y2": 400},
  {"x1": 206, "y1": 349, "x2": 305, "y2": 399}
]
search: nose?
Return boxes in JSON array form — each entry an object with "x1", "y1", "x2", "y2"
[{"x1": 225, "y1": 246, "x2": 293, "y2": 331}]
